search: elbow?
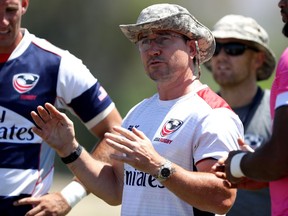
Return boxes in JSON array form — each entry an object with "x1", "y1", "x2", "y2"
[
  {"x1": 196, "y1": 198, "x2": 234, "y2": 215},
  {"x1": 97, "y1": 193, "x2": 122, "y2": 206},
  {"x1": 96, "y1": 187, "x2": 122, "y2": 206},
  {"x1": 211, "y1": 188, "x2": 237, "y2": 215},
  {"x1": 98, "y1": 183, "x2": 123, "y2": 206},
  {"x1": 216, "y1": 196, "x2": 235, "y2": 215},
  {"x1": 188, "y1": 174, "x2": 237, "y2": 214},
  {"x1": 105, "y1": 199, "x2": 122, "y2": 206},
  {"x1": 220, "y1": 188, "x2": 237, "y2": 214}
]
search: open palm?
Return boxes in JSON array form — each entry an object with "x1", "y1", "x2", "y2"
[{"x1": 31, "y1": 103, "x2": 76, "y2": 155}]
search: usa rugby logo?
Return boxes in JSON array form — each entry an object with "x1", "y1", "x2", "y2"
[
  {"x1": 160, "y1": 119, "x2": 183, "y2": 137},
  {"x1": 13, "y1": 73, "x2": 39, "y2": 94}
]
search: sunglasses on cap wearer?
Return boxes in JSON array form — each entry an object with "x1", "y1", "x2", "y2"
[{"x1": 213, "y1": 42, "x2": 259, "y2": 56}]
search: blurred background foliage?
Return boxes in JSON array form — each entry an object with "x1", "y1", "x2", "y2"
[{"x1": 23, "y1": 0, "x2": 286, "y2": 173}]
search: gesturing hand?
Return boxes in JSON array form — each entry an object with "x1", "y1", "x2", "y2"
[
  {"x1": 31, "y1": 103, "x2": 78, "y2": 157},
  {"x1": 104, "y1": 126, "x2": 164, "y2": 175},
  {"x1": 212, "y1": 137, "x2": 255, "y2": 187}
]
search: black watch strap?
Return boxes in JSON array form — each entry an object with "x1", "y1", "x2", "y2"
[{"x1": 61, "y1": 145, "x2": 83, "y2": 164}]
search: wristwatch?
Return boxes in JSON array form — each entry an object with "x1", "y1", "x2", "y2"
[{"x1": 155, "y1": 159, "x2": 174, "y2": 182}]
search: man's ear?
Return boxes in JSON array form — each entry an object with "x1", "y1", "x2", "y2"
[
  {"x1": 187, "y1": 40, "x2": 197, "y2": 61},
  {"x1": 21, "y1": 0, "x2": 29, "y2": 15},
  {"x1": 254, "y1": 51, "x2": 265, "y2": 69},
  {"x1": 188, "y1": 40, "x2": 196, "y2": 53}
]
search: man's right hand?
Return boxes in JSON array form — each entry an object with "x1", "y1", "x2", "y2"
[{"x1": 31, "y1": 103, "x2": 78, "y2": 158}]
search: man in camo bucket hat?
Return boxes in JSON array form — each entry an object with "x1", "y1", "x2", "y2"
[
  {"x1": 205, "y1": 14, "x2": 276, "y2": 81},
  {"x1": 108, "y1": 3, "x2": 241, "y2": 215},
  {"x1": 119, "y1": 3, "x2": 215, "y2": 64}
]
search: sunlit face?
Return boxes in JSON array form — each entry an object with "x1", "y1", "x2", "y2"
[
  {"x1": 210, "y1": 39, "x2": 260, "y2": 87},
  {"x1": 0, "y1": 0, "x2": 28, "y2": 53},
  {"x1": 137, "y1": 30, "x2": 194, "y2": 83}
]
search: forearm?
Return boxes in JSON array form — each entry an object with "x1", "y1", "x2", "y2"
[
  {"x1": 66, "y1": 148, "x2": 123, "y2": 205},
  {"x1": 229, "y1": 106, "x2": 288, "y2": 182},
  {"x1": 30, "y1": 104, "x2": 123, "y2": 205},
  {"x1": 241, "y1": 141, "x2": 288, "y2": 181},
  {"x1": 162, "y1": 164, "x2": 236, "y2": 215}
]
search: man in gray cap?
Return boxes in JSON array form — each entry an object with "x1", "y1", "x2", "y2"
[
  {"x1": 213, "y1": 1, "x2": 288, "y2": 216},
  {"x1": 205, "y1": 14, "x2": 276, "y2": 216},
  {"x1": 19, "y1": 4, "x2": 243, "y2": 215}
]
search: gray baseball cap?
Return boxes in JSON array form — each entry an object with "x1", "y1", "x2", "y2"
[
  {"x1": 205, "y1": 14, "x2": 276, "y2": 81},
  {"x1": 119, "y1": 3, "x2": 215, "y2": 64}
]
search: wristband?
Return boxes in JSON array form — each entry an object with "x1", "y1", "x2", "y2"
[
  {"x1": 60, "y1": 181, "x2": 87, "y2": 208},
  {"x1": 230, "y1": 152, "x2": 247, "y2": 178},
  {"x1": 61, "y1": 145, "x2": 83, "y2": 164}
]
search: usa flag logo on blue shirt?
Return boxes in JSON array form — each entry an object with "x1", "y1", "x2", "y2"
[{"x1": 13, "y1": 73, "x2": 39, "y2": 94}]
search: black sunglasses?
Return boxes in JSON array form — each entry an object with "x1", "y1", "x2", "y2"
[{"x1": 213, "y1": 42, "x2": 259, "y2": 56}]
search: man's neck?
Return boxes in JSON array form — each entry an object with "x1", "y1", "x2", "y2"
[
  {"x1": 219, "y1": 85, "x2": 258, "y2": 108},
  {"x1": 158, "y1": 76, "x2": 202, "y2": 100},
  {"x1": 0, "y1": 30, "x2": 23, "y2": 55}
]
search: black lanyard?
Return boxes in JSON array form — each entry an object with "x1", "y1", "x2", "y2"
[
  {"x1": 239, "y1": 87, "x2": 264, "y2": 131},
  {"x1": 218, "y1": 87, "x2": 264, "y2": 132}
]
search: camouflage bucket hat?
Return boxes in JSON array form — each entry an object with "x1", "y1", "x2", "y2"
[
  {"x1": 204, "y1": 14, "x2": 276, "y2": 81},
  {"x1": 119, "y1": 3, "x2": 215, "y2": 64}
]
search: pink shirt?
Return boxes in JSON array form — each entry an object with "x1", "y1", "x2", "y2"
[{"x1": 270, "y1": 47, "x2": 288, "y2": 215}]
